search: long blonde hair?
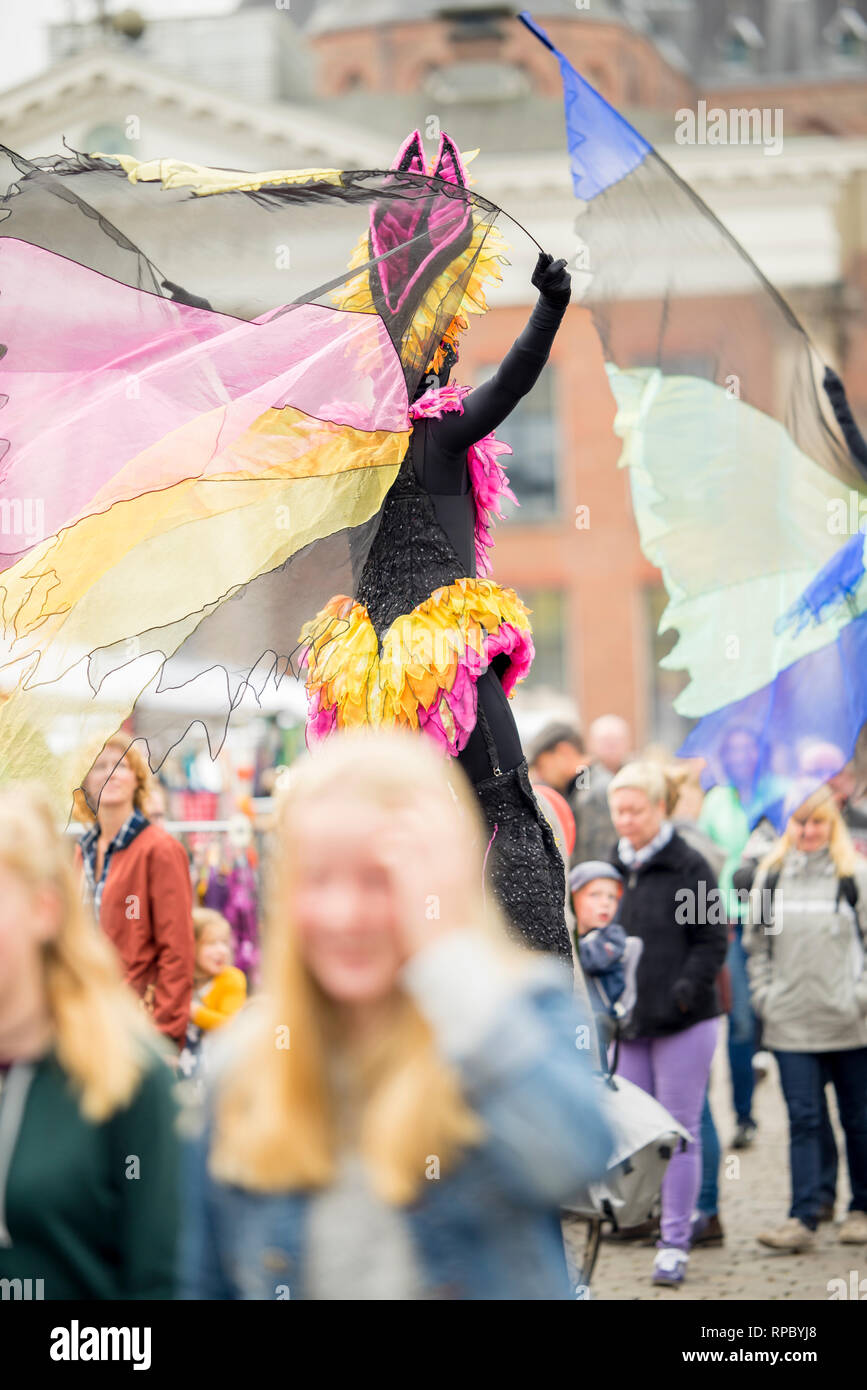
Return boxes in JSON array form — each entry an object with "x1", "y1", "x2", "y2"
[
  {"x1": 0, "y1": 784, "x2": 157, "y2": 1121},
  {"x1": 758, "y1": 784, "x2": 860, "y2": 880},
  {"x1": 210, "y1": 729, "x2": 525, "y2": 1205}
]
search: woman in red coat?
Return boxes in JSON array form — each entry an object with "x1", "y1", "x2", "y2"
[{"x1": 74, "y1": 735, "x2": 195, "y2": 1053}]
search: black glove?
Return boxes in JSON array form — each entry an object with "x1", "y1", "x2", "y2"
[
  {"x1": 531, "y1": 251, "x2": 571, "y2": 306},
  {"x1": 672, "y1": 978, "x2": 696, "y2": 1014}
]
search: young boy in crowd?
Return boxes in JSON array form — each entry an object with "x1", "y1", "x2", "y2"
[{"x1": 570, "y1": 861, "x2": 627, "y2": 1032}]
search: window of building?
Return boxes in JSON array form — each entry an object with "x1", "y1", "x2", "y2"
[
  {"x1": 82, "y1": 122, "x2": 135, "y2": 155},
  {"x1": 519, "y1": 587, "x2": 566, "y2": 692},
  {"x1": 442, "y1": 7, "x2": 510, "y2": 43},
  {"x1": 718, "y1": 15, "x2": 764, "y2": 68},
  {"x1": 723, "y1": 32, "x2": 748, "y2": 63},
  {"x1": 823, "y1": 7, "x2": 867, "y2": 61},
  {"x1": 473, "y1": 360, "x2": 559, "y2": 521}
]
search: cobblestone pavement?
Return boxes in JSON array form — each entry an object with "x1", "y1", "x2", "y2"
[{"x1": 564, "y1": 1033, "x2": 864, "y2": 1301}]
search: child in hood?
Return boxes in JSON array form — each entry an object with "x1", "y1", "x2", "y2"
[{"x1": 570, "y1": 861, "x2": 627, "y2": 1022}]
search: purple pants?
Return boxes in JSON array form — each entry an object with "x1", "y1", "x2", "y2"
[{"x1": 616, "y1": 1017, "x2": 719, "y2": 1250}]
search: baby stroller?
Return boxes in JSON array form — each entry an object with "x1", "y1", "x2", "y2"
[{"x1": 563, "y1": 937, "x2": 692, "y2": 1293}]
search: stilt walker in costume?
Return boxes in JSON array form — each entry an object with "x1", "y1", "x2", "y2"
[
  {"x1": 299, "y1": 131, "x2": 574, "y2": 964},
  {"x1": 0, "y1": 130, "x2": 573, "y2": 964}
]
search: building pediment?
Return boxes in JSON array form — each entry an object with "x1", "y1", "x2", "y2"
[{"x1": 0, "y1": 46, "x2": 394, "y2": 168}]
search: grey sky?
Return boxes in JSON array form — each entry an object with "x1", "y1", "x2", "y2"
[{"x1": 0, "y1": 0, "x2": 237, "y2": 94}]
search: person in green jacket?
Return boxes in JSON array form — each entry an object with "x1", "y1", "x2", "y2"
[{"x1": 0, "y1": 783, "x2": 180, "y2": 1300}]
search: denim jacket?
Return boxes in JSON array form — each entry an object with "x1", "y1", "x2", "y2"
[{"x1": 179, "y1": 932, "x2": 614, "y2": 1301}]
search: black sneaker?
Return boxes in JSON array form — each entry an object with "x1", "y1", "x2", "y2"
[
  {"x1": 691, "y1": 1212, "x2": 725, "y2": 1246},
  {"x1": 732, "y1": 1120, "x2": 757, "y2": 1150},
  {"x1": 602, "y1": 1217, "x2": 660, "y2": 1244}
]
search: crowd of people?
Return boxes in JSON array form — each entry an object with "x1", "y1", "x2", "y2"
[
  {"x1": 0, "y1": 730, "x2": 612, "y2": 1301},
  {"x1": 0, "y1": 715, "x2": 866, "y2": 1299},
  {"x1": 528, "y1": 718, "x2": 867, "y2": 1285}
]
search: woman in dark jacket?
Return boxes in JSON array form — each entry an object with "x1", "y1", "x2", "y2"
[{"x1": 607, "y1": 762, "x2": 727, "y2": 1288}]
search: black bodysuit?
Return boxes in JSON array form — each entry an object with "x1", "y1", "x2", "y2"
[
  {"x1": 352, "y1": 291, "x2": 574, "y2": 963},
  {"x1": 413, "y1": 292, "x2": 569, "y2": 784}
]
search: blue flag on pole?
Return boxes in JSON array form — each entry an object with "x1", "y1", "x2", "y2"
[{"x1": 518, "y1": 11, "x2": 651, "y2": 200}]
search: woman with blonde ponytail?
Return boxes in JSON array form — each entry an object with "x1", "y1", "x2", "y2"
[
  {"x1": 0, "y1": 784, "x2": 180, "y2": 1299},
  {"x1": 181, "y1": 728, "x2": 612, "y2": 1300}
]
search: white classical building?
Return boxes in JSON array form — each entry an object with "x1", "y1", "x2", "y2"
[{"x1": 1, "y1": 33, "x2": 864, "y2": 326}]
